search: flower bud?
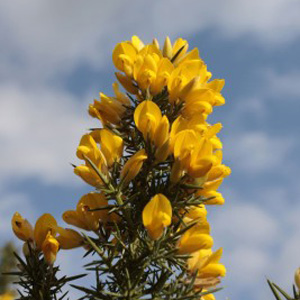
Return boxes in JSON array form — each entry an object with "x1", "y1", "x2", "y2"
[
  {"x1": 163, "y1": 36, "x2": 172, "y2": 59},
  {"x1": 121, "y1": 149, "x2": 147, "y2": 185},
  {"x1": 11, "y1": 212, "x2": 34, "y2": 242},
  {"x1": 152, "y1": 38, "x2": 160, "y2": 50}
]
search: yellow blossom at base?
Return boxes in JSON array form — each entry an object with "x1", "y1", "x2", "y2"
[
  {"x1": 42, "y1": 232, "x2": 59, "y2": 265},
  {"x1": 11, "y1": 212, "x2": 34, "y2": 242},
  {"x1": 142, "y1": 194, "x2": 172, "y2": 240},
  {"x1": 0, "y1": 292, "x2": 15, "y2": 300}
]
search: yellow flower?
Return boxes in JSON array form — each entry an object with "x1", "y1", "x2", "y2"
[
  {"x1": 112, "y1": 81, "x2": 131, "y2": 106},
  {"x1": 173, "y1": 129, "x2": 198, "y2": 164},
  {"x1": 153, "y1": 115, "x2": 170, "y2": 149},
  {"x1": 201, "y1": 190, "x2": 225, "y2": 205},
  {"x1": 115, "y1": 72, "x2": 138, "y2": 94},
  {"x1": 0, "y1": 292, "x2": 15, "y2": 300},
  {"x1": 142, "y1": 194, "x2": 172, "y2": 240},
  {"x1": 42, "y1": 232, "x2": 59, "y2": 265},
  {"x1": 169, "y1": 115, "x2": 207, "y2": 145},
  {"x1": 155, "y1": 138, "x2": 170, "y2": 163},
  {"x1": 188, "y1": 248, "x2": 226, "y2": 278},
  {"x1": 134, "y1": 101, "x2": 171, "y2": 161},
  {"x1": 56, "y1": 227, "x2": 84, "y2": 249},
  {"x1": 74, "y1": 164, "x2": 104, "y2": 188},
  {"x1": 206, "y1": 79, "x2": 226, "y2": 106},
  {"x1": 63, "y1": 192, "x2": 110, "y2": 231},
  {"x1": 75, "y1": 133, "x2": 109, "y2": 187},
  {"x1": 88, "y1": 82, "x2": 129, "y2": 126},
  {"x1": 183, "y1": 204, "x2": 207, "y2": 223},
  {"x1": 121, "y1": 149, "x2": 148, "y2": 185},
  {"x1": 34, "y1": 213, "x2": 58, "y2": 250},
  {"x1": 172, "y1": 129, "x2": 215, "y2": 181},
  {"x1": 150, "y1": 57, "x2": 174, "y2": 95},
  {"x1": 201, "y1": 292, "x2": 216, "y2": 300},
  {"x1": 168, "y1": 59, "x2": 206, "y2": 104},
  {"x1": 76, "y1": 133, "x2": 106, "y2": 164},
  {"x1": 133, "y1": 51, "x2": 160, "y2": 91},
  {"x1": 188, "y1": 138, "x2": 216, "y2": 178},
  {"x1": 11, "y1": 212, "x2": 34, "y2": 242},
  {"x1": 177, "y1": 221, "x2": 213, "y2": 254},
  {"x1": 205, "y1": 150, "x2": 231, "y2": 182},
  {"x1": 62, "y1": 210, "x2": 89, "y2": 231},
  {"x1": 131, "y1": 35, "x2": 145, "y2": 51},
  {"x1": 171, "y1": 38, "x2": 189, "y2": 64},
  {"x1": 182, "y1": 89, "x2": 214, "y2": 118},
  {"x1": 99, "y1": 129, "x2": 123, "y2": 167},
  {"x1": 195, "y1": 155, "x2": 231, "y2": 205},
  {"x1": 134, "y1": 100, "x2": 162, "y2": 140},
  {"x1": 112, "y1": 41, "x2": 137, "y2": 77},
  {"x1": 162, "y1": 37, "x2": 189, "y2": 63},
  {"x1": 114, "y1": 36, "x2": 173, "y2": 94}
]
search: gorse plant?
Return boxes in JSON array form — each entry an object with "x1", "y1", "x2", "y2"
[{"x1": 10, "y1": 36, "x2": 231, "y2": 300}]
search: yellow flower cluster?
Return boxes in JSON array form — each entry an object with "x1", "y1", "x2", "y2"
[
  {"x1": 11, "y1": 212, "x2": 83, "y2": 265},
  {"x1": 11, "y1": 36, "x2": 229, "y2": 299},
  {"x1": 77, "y1": 36, "x2": 229, "y2": 297}
]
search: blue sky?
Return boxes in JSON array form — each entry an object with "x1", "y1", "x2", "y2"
[{"x1": 1, "y1": 1, "x2": 300, "y2": 299}]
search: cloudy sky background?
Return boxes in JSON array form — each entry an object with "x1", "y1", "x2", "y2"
[{"x1": 1, "y1": 1, "x2": 300, "y2": 299}]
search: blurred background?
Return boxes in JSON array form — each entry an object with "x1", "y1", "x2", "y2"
[{"x1": 0, "y1": 1, "x2": 300, "y2": 299}]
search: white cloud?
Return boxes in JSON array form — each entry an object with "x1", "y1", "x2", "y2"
[
  {"x1": 0, "y1": 84, "x2": 98, "y2": 186},
  {"x1": 264, "y1": 69, "x2": 300, "y2": 99},
  {"x1": 0, "y1": 0, "x2": 299, "y2": 85},
  {"x1": 211, "y1": 187, "x2": 300, "y2": 299},
  {"x1": 212, "y1": 202, "x2": 279, "y2": 247},
  {"x1": 226, "y1": 131, "x2": 294, "y2": 173},
  {"x1": 154, "y1": 0, "x2": 300, "y2": 43}
]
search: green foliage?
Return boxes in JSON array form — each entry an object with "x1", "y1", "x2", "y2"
[
  {"x1": 0, "y1": 242, "x2": 17, "y2": 293},
  {"x1": 6, "y1": 244, "x2": 85, "y2": 300},
  {"x1": 268, "y1": 279, "x2": 300, "y2": 300}
]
